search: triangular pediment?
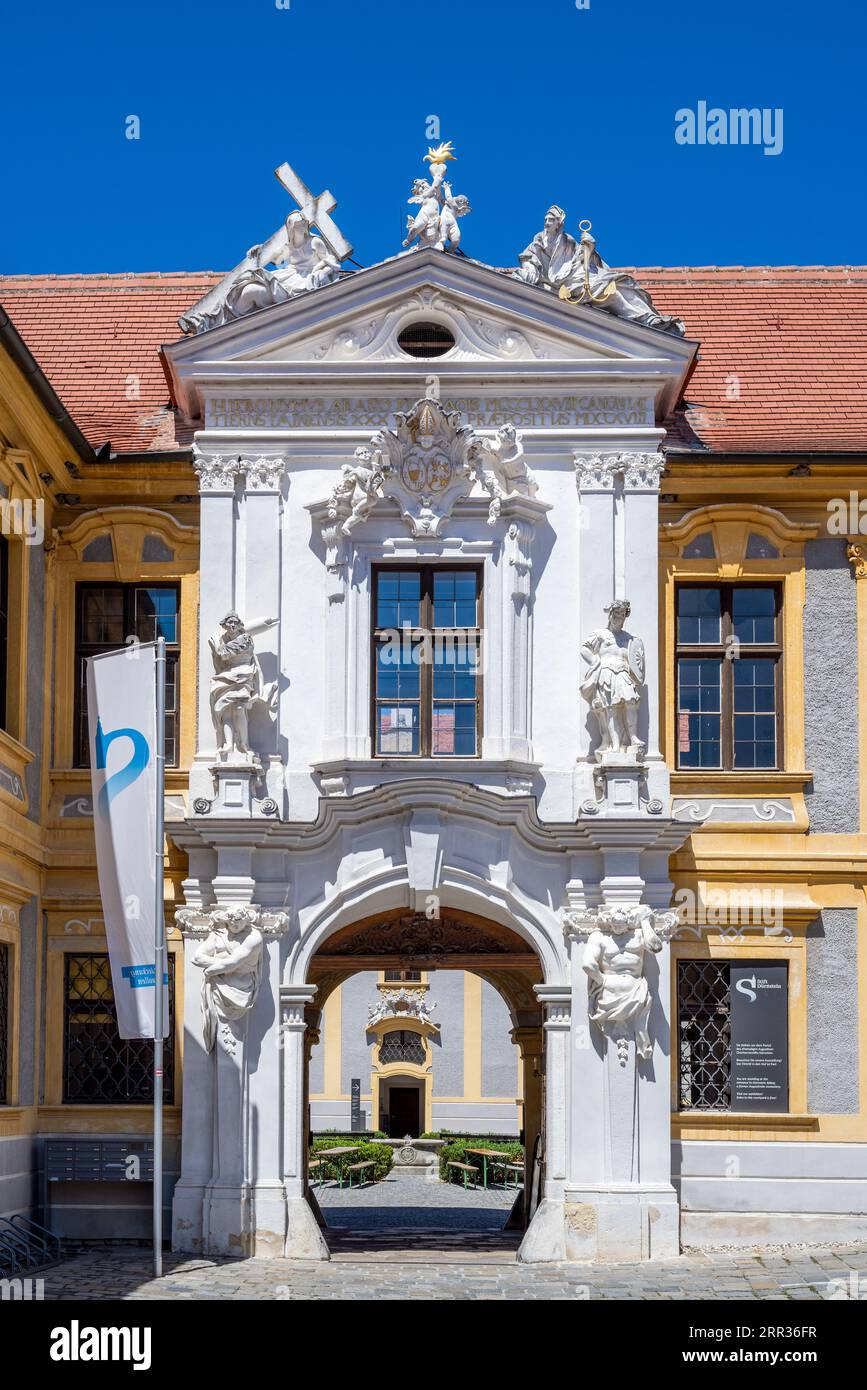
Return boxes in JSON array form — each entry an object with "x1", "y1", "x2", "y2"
[{"x1": 162, "y1": 250, "x2": 697, "y2": 423}]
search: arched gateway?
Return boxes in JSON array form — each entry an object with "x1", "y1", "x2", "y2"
[{"x1": 164, "y1": 201, "x2": 697, "y2": 1263}]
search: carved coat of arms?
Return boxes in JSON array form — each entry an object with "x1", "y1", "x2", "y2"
[{"x1": 374, "y1": 397, "x2": 476, "y2": 536}]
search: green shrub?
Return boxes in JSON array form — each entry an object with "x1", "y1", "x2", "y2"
[
  {"x1": 438, "y1": 1136, "x2": 524, "y2": 1182},
  {"x1": 310, "y1": 1135, "x2": 394, "y2": 1183}
]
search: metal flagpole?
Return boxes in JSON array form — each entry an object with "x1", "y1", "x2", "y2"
[{"x1": 153, "y1": 636, "x2": 167, "y2": 1278}]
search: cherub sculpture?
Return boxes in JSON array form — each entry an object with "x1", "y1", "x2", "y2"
[
  {"x1": 328, "y1": 444, "x2": 391, "y2": 536},
  {"x1": 470, "y1": 424, "x2": 537, "y2": 522},
  {"x1": 402, "y1": 142, "x2": 471, "y2": 252}
]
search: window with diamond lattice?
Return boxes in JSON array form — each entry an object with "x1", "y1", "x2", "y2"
[
  {"x1": 63, "y1": 953, "x2": 175, "y2": 1104},
  {"x1": 379, "y1": 1029, "x2": 426, "y2": 1066},
  {"x1": 0, "y1": 944, "x2": 8, "y2": 1105},
  {"x1": 677, "y1": 960, "x2": 731, "y2": 1111}
]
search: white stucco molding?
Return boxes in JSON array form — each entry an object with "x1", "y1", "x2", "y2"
[
  {"x1": 563, "y1": 903, "x2": 678, "y2": 1065},
  {"x1": 575, "y1": 450, "x2": 666, "y2": 494},
  {"x1": 192, "y1": 446, "x2": 240, "y2": 494},
  {"x1": 239, "y1": 454, "x2": 287, "y2": 492},
  {"x1": 191, "y1": 447, "x2": 287, "y2": 495}
]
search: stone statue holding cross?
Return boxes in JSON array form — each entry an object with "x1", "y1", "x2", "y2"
[{"x1": 179, "y1": 161, "x2": 354, "y2": 334}]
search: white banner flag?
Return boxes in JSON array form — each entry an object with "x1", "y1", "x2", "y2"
[{"x1": 86, "y1": 643, "x2": 167, "y2": 1040}]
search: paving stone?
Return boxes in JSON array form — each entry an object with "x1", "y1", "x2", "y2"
[{"x1": 29, "y1": 1176, "x2": 867, "y2": 1302}]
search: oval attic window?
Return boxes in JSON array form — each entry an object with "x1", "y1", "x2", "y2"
[{"x1": 397, "y1": 321, "x2": 456, "y2": 358}]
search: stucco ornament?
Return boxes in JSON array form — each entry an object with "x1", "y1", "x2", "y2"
[
  {"x1": 178, "y1": 906, "x2": 289, "y2": 1053},
  {"x1": 209, "y1": 612, "x2": 278, "y2": 760},
  {"x1": 580, "y1": 600, "x2": 646, "y2": 761},
  {"x1": 367, "y1": 988, "x2": 438, "y2": 1029},
  {"x1": 374, "y1": 396, "x2": 478, "y2": 537},
  {"x1": 469, "y1": 424, "x2": 538, "y2": 523},
  {"x1": 328, "y1": 444, "x2": 393, "y2": 536},
  {"x1": 402, "y1": 141, "x2": 471, "y2": 252},
  {"x1": 565, "y1": 905, "x2": 679, "y2": 1064},
  {"x1": 514, "y1": 207, "x2": 685, "y2": 336},
  {"x1": 319, "y1": 400, "x2": 543, "y2": 538}
]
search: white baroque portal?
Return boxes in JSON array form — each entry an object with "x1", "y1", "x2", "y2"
[{"x1": 164, "y1": 207, "x2": 697, "y2": 1263}]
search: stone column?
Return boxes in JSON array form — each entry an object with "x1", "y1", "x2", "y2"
[
  {"x1": 245, "y1": 911, "x2": 291, "y2": 1256},
  {"x1": 239, "y1": 456, "x2": 286, "y2": 808},
  {"x1": 518, "y1": 986, "x2": 571, "y2": 1263},
  {"x1": 190, "y1": 449, "x2": 238, "y2": 808},
  {"x1": 171, "y1": 912, "x2": 213, "y2": 1253},
  {"x1": 574, "y1": 451, "x2": 669, "y2": 811},
  {"x1": 307, "y1": 499, "x2": 368, "y2": 764},
  {"x1": 511, "y1": 1025, "x2": 544, "y2": 1222},
  {"x1": 562, "y1": 905, "x2": 680, "y2": 1261},
  {"x1": 281, "y1": 984, "x2": 330, "y2": 1259},
  {"x1": 172, "y1": 905, "x2": 288, "y2": 1258}
]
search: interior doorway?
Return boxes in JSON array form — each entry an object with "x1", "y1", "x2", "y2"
[{"x1": 385, "y1": 1081, "x2": 422, "y2": 1137}]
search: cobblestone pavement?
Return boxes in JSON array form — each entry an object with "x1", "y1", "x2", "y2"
[
  {"x1": 34, "y1": 1242, "x2": 867, "y2": 1300},
  {"x1": 30, "y1": 1177, "x2": 867, "y2": 1300}
]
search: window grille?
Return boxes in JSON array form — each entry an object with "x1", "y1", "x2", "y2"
[
  {"x1": 677, "y1": 960, "x2": 731, "y2": 1110},
  {"x1": 379, "y1": 1029, "x2": 426, "y2": 1066},
  {"x1": 0, "y1": 943, "x2": 8, "y2": 1105},
  {"x1": 63, "y1": 953, "x2": 175, "y2": 1104}
]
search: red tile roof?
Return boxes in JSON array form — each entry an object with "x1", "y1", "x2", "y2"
[
  {"x1": 0, "y1": 266, "x2": 864, "y2": 456},
  {"x1": 0, "y1": 272, "x2": 221, "y2": 454},
  {"x1": 635, "y1": 267, "x2": 867, "y2": 454}
]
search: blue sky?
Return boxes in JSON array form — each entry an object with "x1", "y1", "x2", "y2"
[{"x1": 1, "y1": 0, "x2": 864, "y2": 274}]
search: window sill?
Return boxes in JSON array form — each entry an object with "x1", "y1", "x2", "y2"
[
  {"x1": 314, "y1": 757, "x2": 540, "y2": 798},
  {"x1": 671, "y1": 771, "x2": 812, "y2": 791},
  {"x1": 673, "y1": 1110, "x2": 819, "y2": 1132},
  {"x1": 0, "y1": 728, "x2": 35, "y2": 812}
]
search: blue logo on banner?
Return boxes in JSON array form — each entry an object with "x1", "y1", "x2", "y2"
[
  {"x1": 94, "y1": 718, "x2": 150, "y2": 820},
  {"x1": 121, "y1": 965, "x2": 169, "y2": 990}
]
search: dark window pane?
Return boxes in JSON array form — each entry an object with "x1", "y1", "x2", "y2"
[
  {"x1": 677, "y1": 657, "x2": 722, "y2": 768},
  {"x1": 677, "y1": 588, "x2": 721, "y2": 644},
  {"x1": 732, "y1": 587, "x2": 776, "y2": 644},
  {"x1": 82, "y1": 589, "x2": 125, "y2": 645},
  {"x1": 135, "y1": 587, "x2": 178, "y2": 643}
]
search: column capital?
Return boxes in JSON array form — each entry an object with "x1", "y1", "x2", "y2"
[
  {"x1": 534, "y1": 984, "x2": 571, "y2": 1027},
  {"x1": 175, "y1": 904, "x2": 291, "y2": 939},
  {"x1": 192, "y1": 446, "x2": 239, "y2": 493},
  {"x1": 562, "y1": 903, "x2": 679, "y2": 942},
  {"x1": 240, "y1": 454, "x2": 287, "y2": 493},
  {"x1": 280, "y1": 984, "x2": 319, "y2": 1029},
  {"x1": 574, "y1": 451, "x2": 666, "y2": 494},
  {"x1": 511, "y1": 1025, "x2": 545, "y2": 1059},
  {"x1": 847, "y1": 541, "x2": 867, "y2": 579}
]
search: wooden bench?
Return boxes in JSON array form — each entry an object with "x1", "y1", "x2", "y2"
[
  {"x1": 447, "y1": 1160, "x2": 480, "y2": 1189},
  {"x1": 504, "y1": 1163, "x2": 524, "y2": 1188},
  {"x1": 346, "y1": 1160, "x2": 376, "y2": 1188},
  {"x1": 308, "y1": 1158, "x2": 324, "y2": 1187}
]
